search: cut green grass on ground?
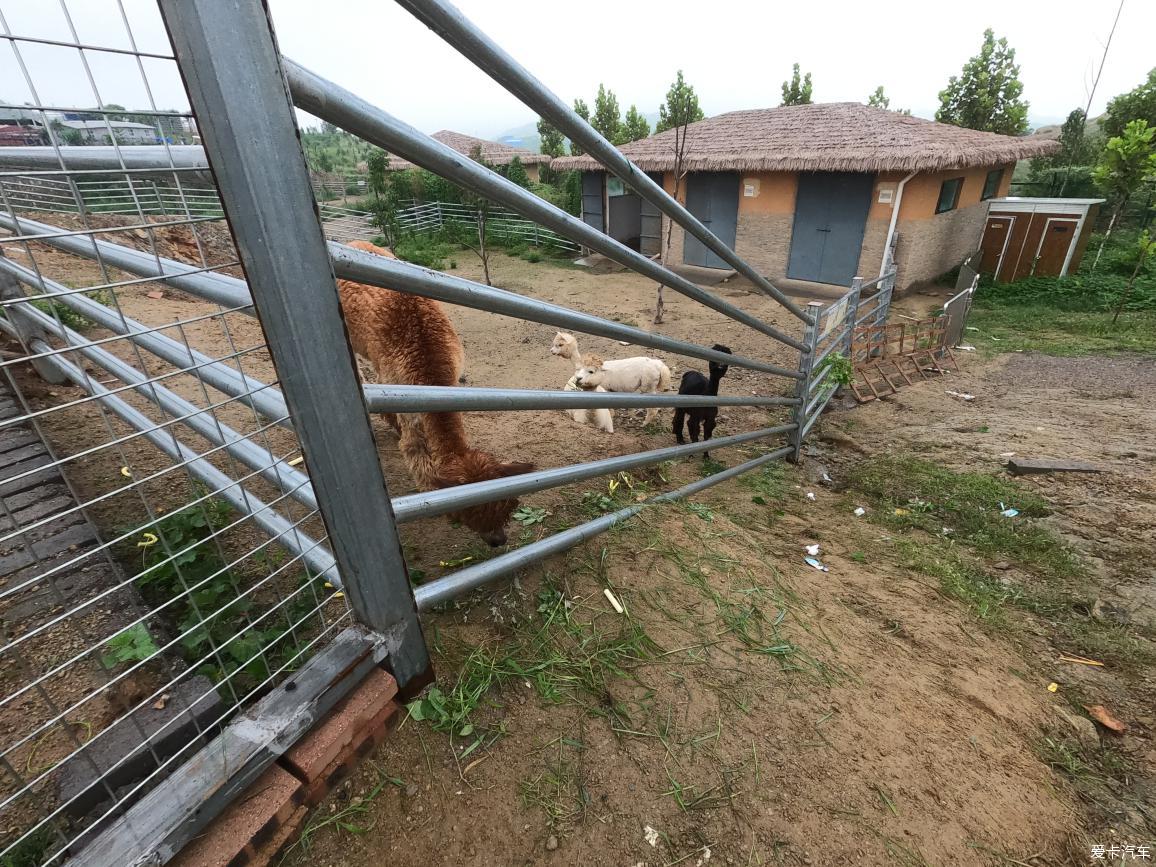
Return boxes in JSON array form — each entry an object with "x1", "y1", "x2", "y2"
[
  {"x1": 848, "y1": 455, "x2": 1154, "y2": 670},
  {"x1": 968, "y1": 303, "x2": 1156, "y2": 356}
]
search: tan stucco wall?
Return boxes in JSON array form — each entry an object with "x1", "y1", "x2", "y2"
[
  {"x1": 658, "y1": 164, "x2": 1014, "y2": 290},
  {"x1": 526, "y1": 163, "x2": 541, "y2": 183}
]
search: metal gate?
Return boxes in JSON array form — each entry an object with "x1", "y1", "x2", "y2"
[{"x1": 0, "y1": 1, "x2": 848, "y2": 863}]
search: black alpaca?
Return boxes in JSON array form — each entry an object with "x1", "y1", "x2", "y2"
[{"x1": 673, "y1": 344, "x2": 732, "y2": 456}]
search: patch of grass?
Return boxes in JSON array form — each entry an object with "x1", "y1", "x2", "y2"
[
  {"x1": 968, "y1": 303, "x2": 1156, "y2": 356},
  {"x1": 0, "y1": 825, "x2": 58, "y2": 867},
  {"x1": 410, "y1": 577, "x2": 658, "y2": 739},
  {"x1": 849, "y1": 455, "x2": 1082, "y2": 578},
  {"x1": 1040, "y1": 737, "x2": 1094, "y2": 780},
  {"x1": 287, "y1": 763, "x2": 404, "y2": 857},
  {"x1": 519, "y1": 738, "x2": 588, "y2": 828},
  {"x1": 512, "y1": 505, "x2": 550, "y2": 526},
  {"x1": 892, "y1": 539, "x2": 1017, "y2": 623},
  {"x1": 737, "y1": 462, "x2": 789, "y2": 507}
]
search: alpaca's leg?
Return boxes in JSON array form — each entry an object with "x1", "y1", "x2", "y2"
[
  {"x1": 702, "y1": 416, "x2": 716, "y2": 458},
  {"x1": 673, "y1": 408, "x2": 686, "y2": 443},
  {"x1": 688, "y1": 416, "x2": 701, "y2": 443}
]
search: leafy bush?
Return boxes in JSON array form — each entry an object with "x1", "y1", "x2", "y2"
[
  {"x1": 393, "y1": 234, "x2": 459, "y2": 270},
  {"x1": 129, "y1": 495, "x2": 327, "y2": 690},
  {"x1": 978, "y1": 253, "x2": 1156, "y2": 312},
  {"x1": 102, "y1": 623, "x2": 159, "y2": 668}
]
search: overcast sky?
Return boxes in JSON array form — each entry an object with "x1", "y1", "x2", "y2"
[{"x1": 1, "y1": 0, "x2": 1151, "y2": 139}]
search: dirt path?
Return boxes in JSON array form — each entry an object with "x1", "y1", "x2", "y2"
[{"x1": 282, "y1": 348, "x2": 1155, "y2": 867}]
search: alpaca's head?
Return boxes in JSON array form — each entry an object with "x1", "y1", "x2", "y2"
[
  {"x1": 550, "y1": 332, "x2": 578, "y2": 358},
  {"x1": 708, "y1": 343, "x2": 733, "y2": 379},
  {"x1": 572, "y1": 354, "x2": 606, "y2": 390},
  {"x1": 436, "y1": 451, "x2": 535, "y2": 547}
]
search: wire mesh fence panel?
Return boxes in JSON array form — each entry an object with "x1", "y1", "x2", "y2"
[
  {"x1": 0, "y1": 4, "x2": 352, "y2": 863},
  {"x1": 2, "y1": 0, "x2": 833, "y2": 862}
]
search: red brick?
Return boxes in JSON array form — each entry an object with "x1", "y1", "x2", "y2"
[
  {"x1": 300, "y1": 700, "x2": 400, "y2": 806},
  {"x1": 244, "y1": 804, "x2": 309, "y2": 866},
  {"x1": 170, "y1": 764, "x2": 302, "y2": 867},
  {"x1": 281, "y1": 668, "x2": 397, "y2": 783}
]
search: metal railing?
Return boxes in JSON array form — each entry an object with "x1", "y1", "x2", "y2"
[
  {"x1": 0, "y1": 0, "x2": 844, "y2": 863},
  {"x1": 790, "y1": 268, "x2": 897, "y2": 453}
]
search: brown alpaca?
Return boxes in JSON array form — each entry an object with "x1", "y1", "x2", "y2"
[{"x1": 337, "y1": 240, "x2": 533, "y2": 546}]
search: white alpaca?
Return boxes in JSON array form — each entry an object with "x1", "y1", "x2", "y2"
[
  {"x1": 553, "y1": 332, "x2": 671, "y2": 425},
  {"x1": 549, "y1": 333, "x2": 614, "y2": 433}
]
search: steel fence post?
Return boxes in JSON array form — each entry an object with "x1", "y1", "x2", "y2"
[
  {"x1": 788, "y1": 300, "x2": 824, "y2": 462},
  {"x1": 845, "y1": 276, "x2": 863, "y2": 358},
  {"x1": 159, "y1": 0, "x2": 431, "y2": 693}
]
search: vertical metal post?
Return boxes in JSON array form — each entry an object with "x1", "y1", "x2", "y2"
[
  {"x1": 159, "y1": 0, "x2": 431, "y2": 693},
  {"x1": 789, "y1": 300, "x2": 824, "y2": 462},
  {"x1": 844, "y1": 276, "x2": 863, "y2": 358}
]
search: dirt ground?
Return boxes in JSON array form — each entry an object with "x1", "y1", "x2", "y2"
[{"x1": 3, "y1": 216, "x2": 1153, "y2": 864}]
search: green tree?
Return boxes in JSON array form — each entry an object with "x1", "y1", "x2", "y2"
[
  {"x1": 656, "y1": 70, "x2": 704, "y2": 134},
  {"x1": 1057, "y1": 108, "x2": 1096, "y2": 165},
  {"x1": 936, "y1": 29, "x2": 1028, "y2": 135},
  {"x1": 506, "y1": 155, "x2": 530, "y2": 188},
  {"x1": 570, "y1": 99, "x2": 590, "y2": 156},
  {"x1": 367, "y1": 150, "x2": 389, "y2": 200},
  {"x1": 1091, "y1": 119, "x2": 1156, "y2": 267},
  {"x1": 314, "y1": 150, "x2": 334, "y2": 173},
  {"x1": 867, "y1": 86, "x2": 890, "y2": 109},
  {"x1": 537, "y1": 117, "x2": 566, "y2": 157},
  {"x1": 1102, "y1": 68, "x2": 1156, "y2": 139},
  {"x1": 592, "y1": 84, "x2": 624, "y2": 145},
  {"x1": 622, "y1": 105, "x2": 651, "y2": 142},
  {"x1": 780, "y1": 63, "x2": 813, "y2": 106}
]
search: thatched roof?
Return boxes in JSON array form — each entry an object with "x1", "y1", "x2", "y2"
[
  {"x1": 552, "y1": 103, "x2": 1060, "y2": 174},
  {"x1": 386, "y1": 130, "x2": 551, "y2": 171}
]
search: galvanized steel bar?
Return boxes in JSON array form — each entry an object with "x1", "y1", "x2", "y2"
[
  {"x1": 1, "y1": 212, "x2": 797, "y2": 380},
  {"x1": 0, "y1": 144, "x2": 211, "y2": 180},
  {"x1": 789, "y1": 301, "x2": 824, "y2": 460},
  {"x1": 160, "y1": 0, "x2": 430, "y2": 688},
  {"x1": 0, "y1": 212, "x2": 253, "y2": 311},
  {"x1": 414, "y1": 445, "x2": 793, "y2": 609},
  {"x1": 284, "y1": 59, "x2": 809, "y2": 354},
  {"x1": 2, "y1": 291, "x2": 317, "y2": 511},
  {"x1": 0, "y1": 326, "x2": 338, "y2": 585},
  {"x1": 393, "y1": 425, "x2": 795, "y2": 524},
  {"x1": 0, "y1": 256, "x2": 288, "y2": 423},
  {"x1": 331, "y1": 243, "x2": 799, "y2": 379},
  {"x1": 362, "y1": 384, "x2": 798, "y2": 412},
  {"x1": 393, "y1": 0, "x2": 813, "y2": 325}
]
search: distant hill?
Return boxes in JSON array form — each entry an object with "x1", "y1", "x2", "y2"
[
  {"x1": 1031, "y1": 114, "x2": 1104, "y2": 140},
  {"x1": 493, "y1": 110, "x2": 662, "y2": 154}
]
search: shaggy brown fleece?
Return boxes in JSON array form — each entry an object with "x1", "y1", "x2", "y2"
[{"x1": 337, "y1": 240, "x2": 533, "y2": 545}]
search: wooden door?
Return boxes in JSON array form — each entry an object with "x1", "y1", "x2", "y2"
[
  {"x1": 979, "y1": 215, "x2": 1014, "y2": 278},
  {"x1": 1034, "y1": 218, "x2": 1079, "y2": 276}
]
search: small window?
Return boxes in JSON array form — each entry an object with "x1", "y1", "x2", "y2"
[
  {"x1": 936, "y1": 177, "x2": 963, "y2": 214},
  {"x1": 981, "y1": 168, "x2": 1002, "y2": 200},
  {"x1": 607, "y1": 177, "x2": 626, "y2": 197}
]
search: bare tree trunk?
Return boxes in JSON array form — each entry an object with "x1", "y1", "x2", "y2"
[
  {"x1": 1092, "y1": 203, "x2": 1122, "y2": 273},
  {"x1": 655, "y1": 122, "x2": 689, "y2": 325},
  {"x1": 478, "y1": 209, "x2": 491, "y2": 286},
  {"x1": 1112, "y1": 242, "x2": 1150, "y2": 324}
]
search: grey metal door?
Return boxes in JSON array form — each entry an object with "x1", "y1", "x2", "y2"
[
  {"x1": 639, "y1": 172, "x2": 662, "y2": 255},
  {"x1": 787, "y1": 172, "x2": 874, "y2": 285},
  {"x1": 581, "y1": 171, "x2": 604, "y2": 232},
  {"x1": 683, "y1": 172, "x2": 739, "y2": 269}
]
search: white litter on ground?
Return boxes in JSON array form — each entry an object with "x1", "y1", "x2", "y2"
[
  {"x1": 853, "y1": 506, "x2": 866, "y2": 517},
  {"x1": 805, "y1": 543, "x2": 820, "y2": 556},
  {"x1": 806, "y1": 491, "x2": 816, "y2": 501},
  {"x1": 644, "y1": 826, "x2": 660, "y2": 847}
]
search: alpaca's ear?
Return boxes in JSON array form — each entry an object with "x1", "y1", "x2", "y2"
[{"x1": 496, "y1": 461, "x2": 535, "y2": 478}]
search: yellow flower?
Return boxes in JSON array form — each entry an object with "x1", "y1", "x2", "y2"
[
  {"x1": 608, "y1": 478, "x2": 620, "y2": 495},
  {"x1": 120, "y1": 466, "x2": 133, "y2": 478},
  {"x1": 137, "y1": 532, "x2": 158, "y2": 549}
]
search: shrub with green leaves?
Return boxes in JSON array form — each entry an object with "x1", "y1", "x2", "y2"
[{"x1": 102, "y1": 623, "x2": 159, "y2": 668}]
